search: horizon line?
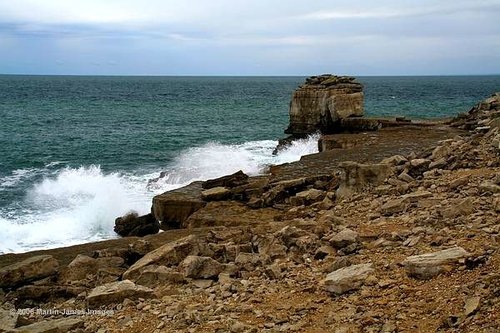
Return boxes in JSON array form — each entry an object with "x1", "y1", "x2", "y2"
[{"x1": 1, "y1": 73, "x2": 500, "y2": 77}]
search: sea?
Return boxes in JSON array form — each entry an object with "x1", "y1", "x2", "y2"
[{"x1": 1, "y1": 75, "x2": 499, "y2": 254}]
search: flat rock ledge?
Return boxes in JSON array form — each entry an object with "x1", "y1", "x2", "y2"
[
  {"x1": 402, "y1": 247, "x2": 471, "y2": 279},
  {"x1": 323, "y1": 263, "x2": 374, "y2": 295}
]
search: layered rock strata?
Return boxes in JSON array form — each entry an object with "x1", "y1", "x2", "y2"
[{"x1": 285, "y1": 74, "x2": 364, "y2": 136}]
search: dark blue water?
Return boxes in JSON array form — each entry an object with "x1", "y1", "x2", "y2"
[{"x1": 0, "y1": 75, "x2": 499, "y2": 253}]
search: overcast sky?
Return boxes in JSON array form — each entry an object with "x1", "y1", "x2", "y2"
[{"x1": 0, "y1": 0, "x2": 499, "y2": 75}]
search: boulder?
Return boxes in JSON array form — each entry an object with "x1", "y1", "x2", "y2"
[
  {"x1": 202, "y1": 170, "x2": 249, "y2": 189},
  {"x1": 235, "y1": 253, "x2": 263, "y2": 271},
  {"x1": 408, "y1": 159, "x2": 431, "y2": 177},
  {"x1": 10, "y1": 318, "x2": 83, "y2": 333},
  {"x1": 134, "y1": 265, "x2": 184, "y2": 287},
  {"x1": 114, "y1": 212, "x2": 159, "y2": 237},
  {"x1": 336, "y1": 162, "x2": 393, "y2": 198},
  {"x1": 60, "y1": 254, "x2": 125, "y2": 285},
  {"x1": 290, "y1": 188, "x2": 325, "y2": 206},
  {"x1": 402, "y1": 247, "x2": 470, "y2": 279},
  {"x1": 201, "y1": 187, "x2": 231, "y2": 201},
  {"x1": 323, "y1": 263, "x2": 374, "y2": 294},
  {"x1": 152, "y1": 181, "x2": 207, "y2": 229},
  {"x1": 380, "y1": 198, "x2": 408, "y2": 216},
  {"x1": 86, "y1": 280, "x2": 154, "y2": 307},
  {"x1": 329, "y1": 229, "x2": 359, "y2": 249},
  {"x1": 0, "y1": 255, "x2": 59, "y2": 289},
  {"x1": 123, "y1": 235, "x2": 203, "y2": 280},
  {"x1": 285, "y1": 75, "x2": 364, "y2": 136},
  {"x1": 179, "y1": 256, "x2": 224, "y2": 279}
]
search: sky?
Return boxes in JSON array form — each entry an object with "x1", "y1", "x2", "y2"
[{"x1": 0, "y1": 0, "x2": 499, "y2": 76}]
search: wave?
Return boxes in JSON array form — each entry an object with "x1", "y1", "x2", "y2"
[
  {"x1": 0, "y1": 135, "x2": 319, "y2": 254},
  {"x1": 0, "y1": 166, "x2": 152, "y2": 253},
  {"x1": 148, "y1": 134, "x2": 319, "y2": 190}
]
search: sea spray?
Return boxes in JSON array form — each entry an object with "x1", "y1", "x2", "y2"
[{"x1": 0, "y1": 136, "x2": 319, "y2": 254}]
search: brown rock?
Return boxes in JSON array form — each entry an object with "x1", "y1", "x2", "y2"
[
  {"x1": 0, "y1": 255, "x2": 59, "y2": 289},
  {"x1": 134, "y1": 265, "x2": 184, "y2": 287},
  {"x1": 291, "y1": 188, "x2": 325, "y2": 206},
  {"x1": 152, "y1": 181, "x2": 207, "y2": 229},
  {"x1": 11, "y1": 317, "x2": 83, "y2": 333},
  {"x1": 441, "y1": 198, "x2": 475, "y2": 218},
  {"x1": 380, "y1": 198, "x2": 408, "y2": 216},
  {"x1": 336, "y1": 162, "x2": 393, "y2": 198},
  {"x1": 123, "y1": 235, "x2": 204, "y2": 280},
  {"x1": 86, "y1": 280, "x2": 154, "y2": 307},
  {"x1": 202, "y1": 170, "x2": 249, "y2": 189},
  {"x1": 201, "y1": 187, "x2": 231, "y2": 201},
  {"x1": 329, "y1": 229, "x2": 359, "y2": 249},
  {"x1": 285, "y1": 75, "x2": 364, "y2": 135},
  {"x1": 178, "y1": 256, "x2": 224, "y2": 279}
]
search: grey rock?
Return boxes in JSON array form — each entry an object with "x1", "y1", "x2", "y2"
[
  {"x1": 329, "y1": 229, "x2": 359, "y2": 249},
  {"x1": 402, "y1": 247, "x2": 470, "y2": 279},
  {"x1": 324, "y1": 263, "x2": 374, "y2": 294},
  {"x1": 86, "y1": 280, "x2": 154, "y2": 307},
  {"x1": 179, "y1": 256, "x2": 224, "y2": 279}
]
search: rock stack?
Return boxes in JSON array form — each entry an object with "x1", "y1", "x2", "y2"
[{"x1": 285, "y1": 74, "x2": 364, "y2": 136}]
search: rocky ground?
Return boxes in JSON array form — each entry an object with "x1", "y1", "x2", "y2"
[{"x1": 0, "y1": 93, "x2": 499, "y2": 333}]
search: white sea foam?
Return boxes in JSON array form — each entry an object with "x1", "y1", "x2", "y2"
[
  {"x1": 0, "y1": 166, "x2": 152, "y2": 253},
  {"x1": 0, "y1": 136, "x2": 319, "y2": 253},
  {"x1": 0, "y1": 168, "x2": 38, "y2": 189}
]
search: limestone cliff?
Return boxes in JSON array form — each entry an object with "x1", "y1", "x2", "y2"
[{"x1": 285, "y1": 74, "x2": 364, "y2": 136}]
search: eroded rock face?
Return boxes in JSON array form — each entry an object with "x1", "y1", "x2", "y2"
[
  {"x1": 0, "y1": 255, "x2": 59, "y2": 289},
  {"x1": 152, "y1": 181, "x2": 207, "y2": 229},
  {"x1": 285, "y1": 75, "x2": 364, "y2": 136}
]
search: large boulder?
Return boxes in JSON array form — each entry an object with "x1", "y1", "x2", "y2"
[
  {"x1": 86, "y1": 280, "x2": 154, "y2": 307},
  {"x1": 285, "y1": 75, "x2": 364, "y2": 136},
  {"x1": 0, "y1": 255, "x2": 59, "y2": 289},
  {"x1": 114, "y1": 212, "x2": 159, "y2": 237},
  {"x1": 123, "y1": 235, "x2": 204, "y2": 280},
  {"x1": 152, "y1": 181, "x2": 207, "y2": 229}
]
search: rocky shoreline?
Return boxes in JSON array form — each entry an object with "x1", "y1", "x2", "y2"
[{"x1": 1, "y1": 77, "x2": 499, "y2": 332}]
